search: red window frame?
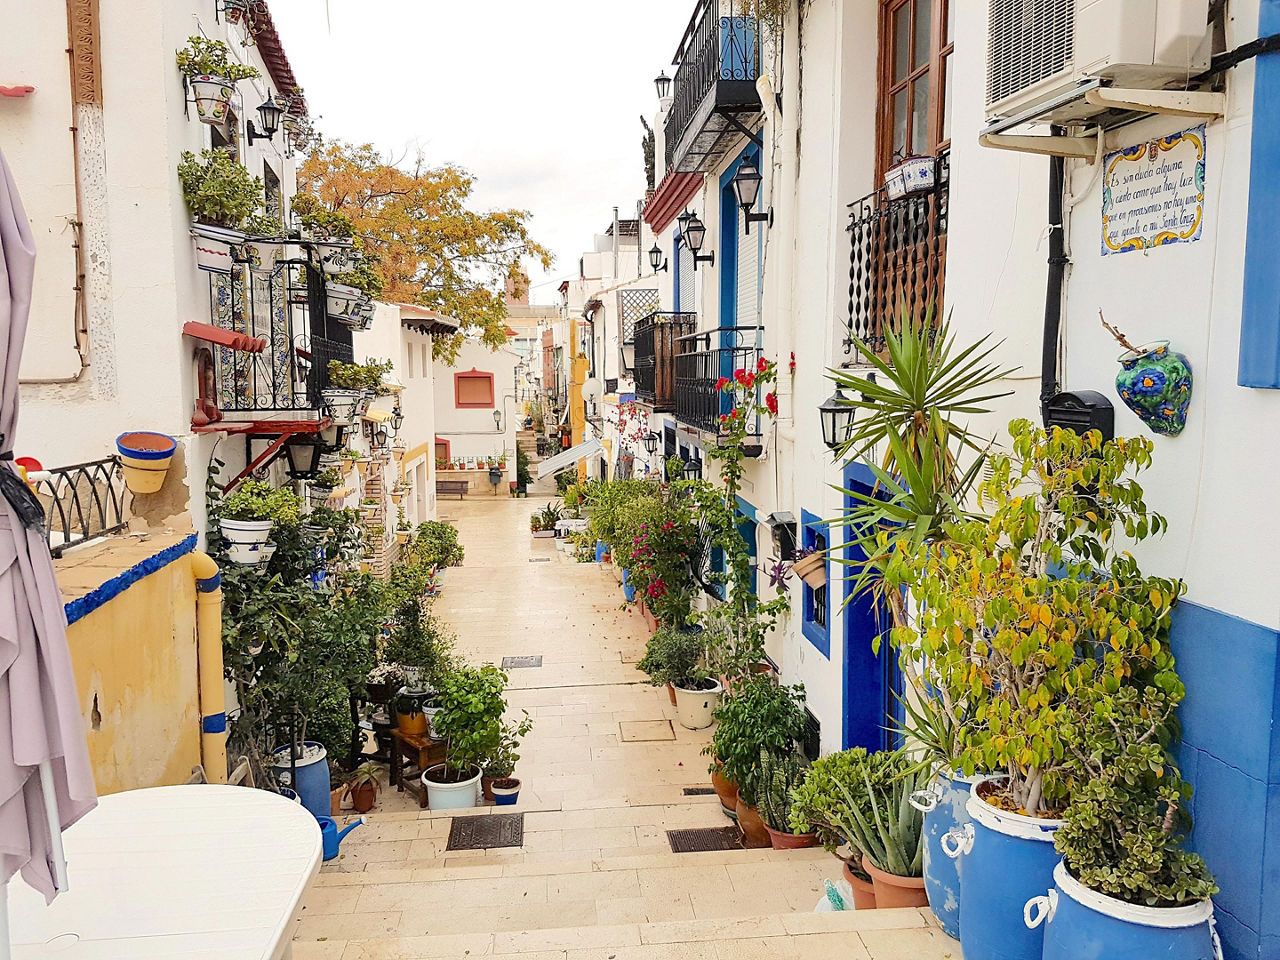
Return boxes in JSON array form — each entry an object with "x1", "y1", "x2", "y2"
[
  {"x1": 434, "y1": 437, "x2": 451, "y2": 462},
  {"x1": 453, "y1": 370, "x2": 495, "y2": 409}
]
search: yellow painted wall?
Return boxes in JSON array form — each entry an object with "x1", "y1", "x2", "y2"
[{"x1": 65, "y1": 552, "x2": 201, "y2": 795}]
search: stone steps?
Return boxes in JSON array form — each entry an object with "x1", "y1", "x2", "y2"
[{"x1": 292, "y1": 903, "x2": 948, "y2": 959}]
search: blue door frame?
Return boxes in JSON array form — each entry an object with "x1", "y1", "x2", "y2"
[
  {"x1": 717, "y1": 141, "x2": 763, "y2": 417},
  {"x1": 841, "y1": 462, "x2": 901, "y2": 752}
]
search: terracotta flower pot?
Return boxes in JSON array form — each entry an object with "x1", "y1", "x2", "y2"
[
  {"x1": 330, "y1": 787, "x2": 343, "y2": 817},
  {"x1": 666, "y1": 682, "x2": 677, "y2": 706},
  {"x1": 862, "y1": 855, "x2": 928, "y2": 908},
  {"x1": 764, "y1": 824, "x2": 817, "y2": 850},
  {"x1": 349, "y1": 783, "x2": 377, "y2": 814},
  {"x1": 843, "y1": 860, "x2": 878, "y2": 910},
  {"x1": 710, "y1": 764, "x2": 739, "y2": 820},
  {"x1": 735, "y1": 795, "x2": 771, "y2": 849},
  {"x1": 481, "y1": 776, "x2": 501, "y2": 802},
  {"x1": 791, "y1": 552, "x2": 827, "y2": 588}
]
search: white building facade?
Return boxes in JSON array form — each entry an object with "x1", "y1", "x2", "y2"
[{"x1": 633, "y1": 3, "x2": 1280, "y2": 957}]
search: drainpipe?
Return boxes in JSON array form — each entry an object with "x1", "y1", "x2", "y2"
[
  {"x1": 191, "y1": 550, "x2": 227, "y2": 784},
  {"x1": 1040, "y1": 127, "x2": 1068, "y2": 424}
]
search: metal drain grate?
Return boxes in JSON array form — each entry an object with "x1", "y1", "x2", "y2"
[
  {"x1": 446, "y1": 813, "x2": 524, "y2": 851},
  {"x1": 682, "y1": 787, "x2": 716, "y2": 796},
  {"x1": 501, "y1": 656, "x2": 543, "y2": 669},
  {"x1": 528, "y1": 557, "x2": 551, "y2": 563},
  {"x1": 667, "y1": 826, "x2": 742, "y2": 853}
]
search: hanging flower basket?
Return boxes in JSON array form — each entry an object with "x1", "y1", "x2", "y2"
[
  {"x1": 790, "y1": 551, "x2": 827, "y2": 589},
  {"x1": 321, "y1": 388, "x2": 364, "y2": 427},
  {"x1": 313, "y1": 238, "x2": 355, "y2": 276},
  {"x1": 115, "y1": 432, "x2": 177, "y2": 495},
  {"x1": 189, "y1": 75, "x2": 235, "y2": 125}
]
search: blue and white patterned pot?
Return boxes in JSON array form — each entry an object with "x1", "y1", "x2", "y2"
[{"x1": 1115, "y1": 340, "x2": 1193, "y2": 437}]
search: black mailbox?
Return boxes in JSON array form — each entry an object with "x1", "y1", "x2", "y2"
[
  {"x1": 1043, "y1": 390, "x2": 1114, "y2": 441},
  {"x1": 763, "y1": 511, "x2": 798, "y2": 561}
]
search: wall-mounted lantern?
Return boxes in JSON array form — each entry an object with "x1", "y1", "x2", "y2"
[
  {"x1": 642, "y1": 431, "x2": 660, "y2": 455},
  {"x1": 683, "y1": 215, "x2": 715, "y2": 271},
  {"x1": 732, "y1": 161, "x2": 773, "y2": 235},
  {"x1": 819, "y1": 388, "x2": 856, "y2": 450},
  {"x1": 654, "y1": 72, "x2": 672, "y2": 100},
  {"x1": 648, "y1": 244, "x2": 668, "y2": 273},
  {"x1": 247, "y1": 95, "x2": 283, "y2": 145}
]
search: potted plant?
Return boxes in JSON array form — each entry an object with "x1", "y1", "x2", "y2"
[
  {"x1": 889, "y1": 421, "x2": 1191, "y2": 960},
  {"x1": 326, "y1": 281, "x2": 368, "y2": 324},
  {"x1": 178, "y1": 149, "x2": 263, "y2": 271},
  {"x1": 838, "y1": 763, "x2": 929, "y2": 907},
  {"x1": 480, "y1": 713, "x2": 533, "y2": 801},
  {"x1": 293, "y1": 194, "x2": 356, "y2": 275},
  {"x1": 751, "y1": 747, "x2": 816, "y2": 850},
  {"x1": 359, "y1": 497, "x2": 379, "y2": 518},
  {"x1": 531, "y1": 502, "x2": 561, "y2": 538},
  {"x1": 637, "y1": 626, "x2": 720, "y2": 729},
  {"x1": 216, "y1": 480, "x2": 301, "y2": 565},
  {"x1": 308, "y1": 467, "x2": 344, "y2": 508},
  {"x1": 706, "y1": 677, "x2": 807, "y2": 848},
  {"x1": 344, "y1": 761, "x2": 382, "y2": 814},
  {"x1": 395, "y1": 508, "x2": 411, "y2": 546},
  {"x1": 491, "y1": 777, "x2": 521, "y2": 805},
  {"x1": 403, "y1": 521, "x2": 466, "y2": 569},
  {"x1": 788, "y1": 545, "x2": 827, "y2": 589},
  {"x1": 175, "y1": 36, "x2": 260, "y2": 125},
  {"x1": 323, "y1": 359, "x2": 391, "y2": 427},
  {"x1": 424, "y1": 665, "x2": 509, "y2": 810},
  {"x1": 790, "y1": 747, "x2": 910, "y2": 909}
]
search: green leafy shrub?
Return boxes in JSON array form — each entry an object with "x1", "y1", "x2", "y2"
[
  {"x1": 789, "y1": 747, "x2": 909, "y2": 877},
  {"x1": 408, "y1": 521, "x2": 465, "y2": 569},
  {"x1": 636, "y1": 626, "x2": 706, "y2": 689},
  {"x1": 480, "y1": 714, "x2": 534, "y2": 778},
  {"x1": 292, "y1": 193, "x2": 354, "y2": 238},
  {"x1": 431, "y1": 665, "x2": 510, "y2": 779},
  {"x1": 178, "y1": 149, "x2": 264, "y2": 229},
  {"x1": 328, "y1": 358, "x2": 394, "y2": 394},
  {"x1": 217, "y1": 479, "x2": 302, "y2": 526},
  {"x1": 705, "y1": 676, "x2": 806, "y2": 804},
  {"x1": 175, "y1": 36, "x2": 261, "y2": 81}
]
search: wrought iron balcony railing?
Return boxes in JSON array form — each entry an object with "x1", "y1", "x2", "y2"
[
  {"x1": 634, "y1": 312, "x2": 696, "y2": 411},
  {"x1": 674, "y1": 325, "x2": 762, "y2": 439},
  {"x1": 206, "y1": 261, "x2": 352, "y2": 418},
  {"x1": 29, "y1": 457, "x2": 129, "y2": 557},
  {"x1": 845, "y1": 154, "x2": 950, "y2": 357},
  {"x1": 665, "y1": 0, "x2": 761, "y2": 175}
]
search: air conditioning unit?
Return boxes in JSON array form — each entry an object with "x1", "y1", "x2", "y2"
[{"x1": 986, "y1": 0, "x2": 1213, "y2": 123}]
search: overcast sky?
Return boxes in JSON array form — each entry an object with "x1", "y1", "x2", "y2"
[{"x1": 270, "y1": 1, "x2": 691, "y2": 304}]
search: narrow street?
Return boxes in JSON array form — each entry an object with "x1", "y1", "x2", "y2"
[{"x1": 292, "y1": 497, "x2": 954, "y2": 959}]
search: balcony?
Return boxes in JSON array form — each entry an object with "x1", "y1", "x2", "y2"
[
  {"x1": 665, "y1": 0, "x2": 761, "y2": 175},
  {"x1": 200, "y1": 262, "x2": 353, "y2": 425},
  {"x1": 634, "y1": 312, "x2": 696, "y2": 411},
  {"x1": 845, "y1": 154, "x2": 950, "y2": 357},
  {"x1": 28, "y1": 457, "x2": 129, "y2": 558},
  {"x1": 674, "y1": 325, "x2": 762, "y2": 442}
]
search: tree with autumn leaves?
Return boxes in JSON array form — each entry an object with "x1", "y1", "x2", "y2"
[{"x1": 296, "y1": 141, "x2": 552, "y2": 362}]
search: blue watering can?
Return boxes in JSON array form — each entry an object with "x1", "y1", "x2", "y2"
[{"x1": 316, "y1": 815, "x2": 364, "y2": 861}]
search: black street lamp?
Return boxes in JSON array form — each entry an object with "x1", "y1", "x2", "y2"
[
  {"x1": 732, "y1": 161, "x2": 773, "y2": 235},
  {"x1": 683, "y1": 215, "x2": 715, "y2": 271},
  {"x1": 643, "y1": 431, "x2": 659, "y2": 455},
  {"x1": 654, "y1": 71, "x2": 672, "y2": 100},
  {"x1": 819, "y1": 388, "x2": 856, "y2": 450},
  {"x1": 247, "y1": 95, "x2": 284, "y2": 145},
  {"x1": 648, "y1": 243, "x2": 668, "y2": 273},
  {"x1": 283, "y1": 434, "x2": 324, "y2": 479}
]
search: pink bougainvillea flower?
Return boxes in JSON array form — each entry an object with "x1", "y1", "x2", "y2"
[
  {"x1": 716, "y1": 376, "x2": 730, "y2": 391},
  {"x1": 756, "y1": 355, "x2": 768, "y2": 374},
  {"x1": 766, "y1": 391, "x2": 778, "y2": 416}
]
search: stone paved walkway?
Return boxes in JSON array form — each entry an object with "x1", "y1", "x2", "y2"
[{"x1": 292, "y1": 497, "x2": 958, "y2": 959}]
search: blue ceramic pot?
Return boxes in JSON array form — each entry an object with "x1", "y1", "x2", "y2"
[
  {"x1": 1030, "y1": 861, "x2": 1220, "y2": 960},
  {"x1": 944, "y1": 784, "x2": 1062, "y2": 960},
  {"x1": 1115, "y1": 340, "x2": 1193, "y2": 436}
]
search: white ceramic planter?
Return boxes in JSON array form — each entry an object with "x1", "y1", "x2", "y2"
[
  {"x1": 321, "y1": 388, "x2": 364, "y2": 427},
  {"x1": 422, "y1": 764, "x2": 481, "y2": 810},
  {"x1": 307, "y1": 486, "x2": 335, "y2": 508},
  {"x1": 326, "y1": 282, "x2": 364, "y2": 322},
  {"x1": 189, "y1": 74, "x2": 234, "y2": 125},
  {"x1": 674, "y1": 680, "x2": 723, "y2": 730},
  {"x1": 313, "y1": 238, "x2": 355, "y2": 276},
  {"x1": 243, "y1": 237, "x2": 286, "y2": 274},
  {"x1": 191, "y1": 224, "x2": 245, "y2": 273},
  {"x1": 220, "y1": 518, "x2": 274, "y2": 565},
  {"x1": 898, "y1": 155, "x2": 937, "y2": 195}
]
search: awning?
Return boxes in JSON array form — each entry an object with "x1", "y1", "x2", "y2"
[
  {"x1": 362, "y1": 408, "x2": 394, "y2": 424},
  {"x1": 537, "y1": 439, "x2": 602, "y2": 480},
  {"x1": 182, "y1": 321, "x2": 265, "y2": 353}
]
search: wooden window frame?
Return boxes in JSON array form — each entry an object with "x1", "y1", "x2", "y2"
[
  {"x1": 453, "y1": 370, "x2": 495, "y2": 409},
  {"x1": 875, "y1": 0, "x2": 953, "y2": 178}
]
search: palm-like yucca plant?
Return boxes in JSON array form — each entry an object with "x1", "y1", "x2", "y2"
[{"x1": 834, "y1": 765, "x2": 929, "y2": 878}]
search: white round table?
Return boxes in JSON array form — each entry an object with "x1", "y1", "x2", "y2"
[{"x1": 6, "y1": 784, "x2": 322, "y2": 959}]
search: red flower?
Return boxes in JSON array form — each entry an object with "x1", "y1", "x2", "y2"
[
  {"x1": 789, "y1": 351, "x2": 796, "y2": 373},
  {"x1": 765, "y1": 391, "x2": 778, "y2": 416},
  {"x1": 719, "y1": 414, "x2": 728, "y2": 424},
  {"x1": 757, "y1": 356, "x2": 768, "y2": 374}
]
